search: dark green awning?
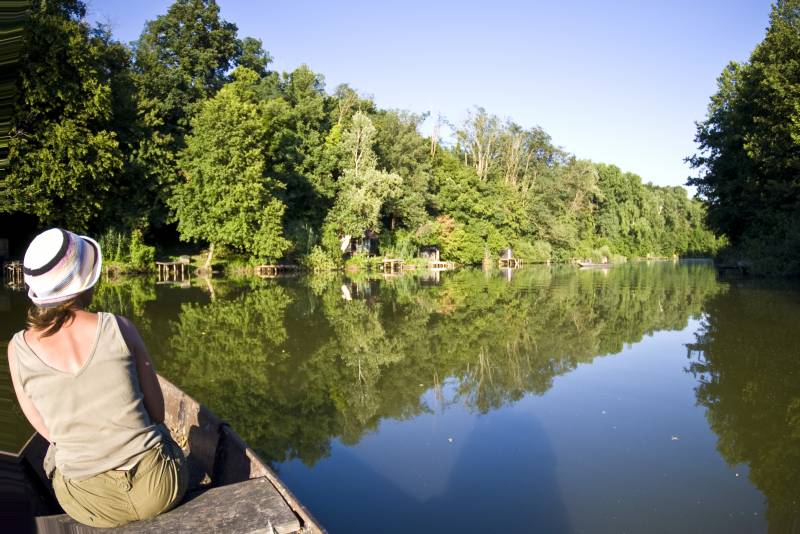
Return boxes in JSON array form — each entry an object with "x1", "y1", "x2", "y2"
[{"x1": 0, "y1": 1, "x2": 31, "y2": 174}]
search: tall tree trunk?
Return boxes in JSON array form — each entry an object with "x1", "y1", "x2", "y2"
[
  {"x1": 430, "y1": 119, "x2": 440, "y2": 158},
  {"x1": 202, "y1": 273, "x2": 216, "y2": 300},
  {"x1": 204, "y1": 242, "x2": 215, "y2": 271}
]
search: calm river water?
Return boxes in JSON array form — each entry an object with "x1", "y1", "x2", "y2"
[{"x1": 1, "y1": 262, "x2": 799, "y2": 533}]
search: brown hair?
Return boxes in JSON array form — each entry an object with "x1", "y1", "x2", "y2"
[{"x1": 26, "y1": 290, "x2": 94, "y2": 337}]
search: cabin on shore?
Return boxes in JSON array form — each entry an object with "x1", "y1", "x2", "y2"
[
  {"x1": 419, "y1": 245, "x2": 454, "y2": 270},
  {"x1": 341, "y1": 230, "x2": 380, "y2": 257}
]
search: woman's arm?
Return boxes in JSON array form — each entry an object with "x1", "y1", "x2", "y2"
[
  {"x1": 7, "y1": 342, "x2": 51, "y2": 441},
  {"x1": 115, "y1": 316, "x2": 165, "y2": 424}
]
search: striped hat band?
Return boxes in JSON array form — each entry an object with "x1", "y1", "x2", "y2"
[{"x1": 23, "y1": 228, "x2": 103, "y2": 307}]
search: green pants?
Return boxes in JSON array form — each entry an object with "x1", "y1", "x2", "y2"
[{"x1": 52, "y1": 438, "x2": 189, "y2": 528}]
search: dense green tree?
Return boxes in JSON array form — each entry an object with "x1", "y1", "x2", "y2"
[
  {"x1": 132, "y1": 0, "x2": 242, "y2": 227},
  {"x1": 0, "y1": 0, "x2": 125, "y2": 232},
  {"x1": 171, "y1": 68, "x2": 290, "y2": 265},
  {"x1": 238, "y1": 37, "x2": 272, "y2": 78},
  {"x1": 689, "y1": 0, "x2": 800, "y2": 274},
  {"x1": 272, "y1": 66, "x2": 334, "y2": 227},
  {"x1": 324, "y1": 112, "x2": 402, "y2": 241},
  {"x1": 3, "y1": 0, "x2": 720, "y2": 265},
  {"x1": 372, "y1": 110, "x2": 431, "y2": 230}
]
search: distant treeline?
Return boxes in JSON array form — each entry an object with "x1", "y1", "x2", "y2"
[
  {"x1": 1, "y1": 0, "x2": 721, "y2": 266},
  {"x1": 689, "y1": 0, "x2": 800, "y2": 276}
]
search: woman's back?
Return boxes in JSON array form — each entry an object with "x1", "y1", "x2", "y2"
[
  {"x1": 12, "y1": 312, "x2": 163, "y2": 480},
  {"x1": 23, "y1": 309, "x2": 99, "y2": 375}
]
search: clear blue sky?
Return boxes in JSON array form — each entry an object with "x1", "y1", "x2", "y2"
[{"x1": 87, "y1": 0, "x2": 773, "y2": 190}]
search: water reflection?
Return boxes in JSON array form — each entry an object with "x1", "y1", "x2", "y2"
[
  {"x1": 687, "y1": 284, "x2": 800, "y2": 531},
  {"x1": 6, "y1": 262, "x2": 800, "y2": 531},
  {"x1": 141, "y1": 263, "x2": 721, "y2": 467}
]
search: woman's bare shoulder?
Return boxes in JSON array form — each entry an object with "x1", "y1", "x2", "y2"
[{"x1": 114, "y1": 315, "x2": 145, "y2": 351}]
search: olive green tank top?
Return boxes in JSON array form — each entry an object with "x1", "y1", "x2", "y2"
[{"x1": 12, "y1": 312, "x2": 162, "y2": 480}]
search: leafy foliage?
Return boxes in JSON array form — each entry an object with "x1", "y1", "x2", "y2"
[
  {"x1": 323, "y1": 112, "x2": 402, "y2": 240},
  {"x1": 4, "y1": 0, "x2": 720, "y2": 266},
  {"x1": 98, "y1": 228, "x2": 155, "y2": 272},
  {"x1": 131, "y1": 0, "x2": 242, "y2": 226},
  {"x1": 689, "y1": 0, "x2": 800, "y2": 274},
  {"x1": 171, "y1": 68, "x2": 290, "y2": 261},
  {"x1": 1, "y1": 1, "x2": 125, "y2": 232}
]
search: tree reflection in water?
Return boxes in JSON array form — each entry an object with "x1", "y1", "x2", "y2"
[
  {"x1": 687, "y1": 284, "x2": 800, "y2": 532},
  {"x1": 145, "y1": 262, "x2": 721, "y2": 468},
  {"x1": 6, "y1": 262, "x2": 799, "y2": 531}
]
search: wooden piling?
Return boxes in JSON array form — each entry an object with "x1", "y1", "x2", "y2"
[
  {"x1": 381, "y1": 258, "x2": 404, "y2": 273},
  {"x1": 3, "y1": 261, "x2": 24, "y2": 287},
  {"x1": 156, "y1": 257, "x2": 192, "y2": 284}
]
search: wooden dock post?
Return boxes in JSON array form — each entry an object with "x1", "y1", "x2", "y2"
[
  {"x1": 3, "y1": 261, "x2": 24, "y2": 287},
  {"x1": 156, "y1": 257, "x2": 192, "y2": 284},
  {"x1": 256, "y1": 264, "x2": 299, "y2": 278},
  {"x1": 381, "y1": 258, "x2": 404, "y2": 273}
]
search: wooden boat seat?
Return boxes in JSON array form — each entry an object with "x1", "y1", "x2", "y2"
[{"x1": 33, "y1": 477, "x2": 301, "y2": 533}]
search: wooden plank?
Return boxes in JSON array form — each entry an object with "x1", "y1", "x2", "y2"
[
  {"x1": 34, "y1": 477, "x2": 301, "y2": 534},
  {"x1": 158, "y1": 377, "x2": 324, "y2": 532},
  {"x1": 158, "y1": 376, "x2": 222, "y2": 489},
  {"x1": 214, "y1": 426, "x2": 325, "y2": 534}
]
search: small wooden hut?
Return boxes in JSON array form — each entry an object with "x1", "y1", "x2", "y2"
[
  {"x1": 420, "y1": 245, "x2": 453, "y2": 270},
  {"x1": 346, "y1": 229, "x2": 380, "y2": 257},
  {"x1": 419, "y1": 246, "x2": 440, "y2": 262}
]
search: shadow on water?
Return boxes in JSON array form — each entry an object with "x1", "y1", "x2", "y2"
[
  {"x1": 425, "y1": 412, "x2": 571, "y2": 534},
  {"x1": 287, "y1": 412, "x2": 570, "y2": 534}
]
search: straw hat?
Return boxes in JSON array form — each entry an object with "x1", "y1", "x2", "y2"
[{"x1": 23, "y1": 228, "x2": 103, "y2": 307}]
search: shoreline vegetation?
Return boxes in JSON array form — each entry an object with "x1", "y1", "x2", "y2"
[
  {"x1": 0, "y1": 0, "x2": 725, "y2": 274},
  {"x1": 10, "y1": 0, "x2": 800, "y2": 278}
]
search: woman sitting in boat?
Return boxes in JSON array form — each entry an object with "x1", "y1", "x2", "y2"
[{"x1": 6, "y1": 228, "x2": 188, "y2": 528}]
